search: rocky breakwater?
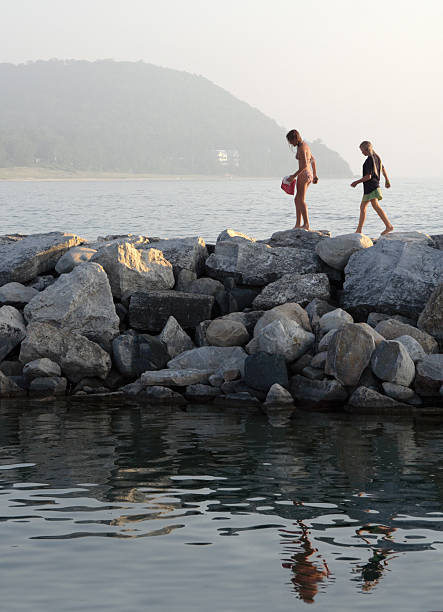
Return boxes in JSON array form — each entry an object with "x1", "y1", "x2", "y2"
[{"x1": 0, "y1": 228, "x2": 442, "y2": 416}]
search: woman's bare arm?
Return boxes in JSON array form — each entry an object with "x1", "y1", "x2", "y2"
[
  {"x1": 382, "y1": 166, "x2": 391, "y2": 188},
  {"x1": 311, "y1": 155, "x2": 318, "y2": 183}
]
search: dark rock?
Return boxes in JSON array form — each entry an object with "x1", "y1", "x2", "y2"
[
  {"x1": 253, "y1": 273, "x2": 330, "y2": 310},
  {"x1": 214, "y1": 392, "x2": 261, "y2": 407},
  {"x1": 115, "y1": 303, "x2": 128, "y2": 323},
  {"x1": 0, "y1": 306, "x2": 26, "y2": 361},
  {"x1": 175, "y1": 269, "x2": 198, "y2": 292},
  {"x1": 268, "y1": 228, "x2": 330, "y2": 250},
  {"x1": 185, "y1": 384, "x2": 221, "y2": 402},
  {"x1": 129, "y1": 291, "x2": 214, "y2": 332},
  {"x1": 417, "y1": 284, "x2": 443, "y2": 346},
  {"x1": 0, "y1": 282, "x2": 38, "y2": 307},
  {"x1": 112, "y1": 333, "x2": 169, "y2": 378},
  {"x1": 347, "y1": 386, "x2": 409, "y2": 410},
  {"x1": 144, "y1": 386, "x2": 186, "y2": 404},
  {"x1": 227, "y1": 287, "x2": 260, "y2": 312},
  {"x1": 414, "y1": 354, "x2": 443, "y2": 397},
  {"x1": 29, "y1": 376, "x2": 67, "y2": 397},
  {"x1": 23, "y1": 358, "x2": 61, "y2": 383},
  {"x1": 0, "y1": 360, "x2": 23, "y2": 377},
  {"x1": 0, "y1": 371, "x2": 27, "y2": 397},
  {"x1": 305, "y1": 298, "x2": 336, "y2": 327},
  {"x1": 244, "y1": 352, "x2": 288, "y2": 392},
  {"x1": 289, "y1": 353, "x2": 313, "y2": 375},
  {"x1": 290, "y1": 375, "x2": 348, "y2": 408}
]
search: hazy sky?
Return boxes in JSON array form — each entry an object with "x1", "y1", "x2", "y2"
[{"x1": 1, "y1": 0, "x2": 442, "y2": 176}]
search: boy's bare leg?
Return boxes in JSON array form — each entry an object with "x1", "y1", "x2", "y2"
[
  {"x1": 296, "y1": 179, "x2": 311, "y2": 230},
  {"x1": 294, "y1": 195, "x2": 302, "y2": 227},
  {"x1": 371, "y1": 199, "x2": 394, "y2": 235},
  {"x1": 356, "y1": 200, "x2": 369, "y2": 233}
]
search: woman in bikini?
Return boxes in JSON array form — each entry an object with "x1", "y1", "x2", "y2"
[
  {"x1": 286, "y1": 129, "x2": 318, "y2": 230},
  {"x1": 351, "y1": 141, "x2": 394, "y2": 235}
]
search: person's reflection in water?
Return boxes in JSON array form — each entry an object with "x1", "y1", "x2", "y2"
[
  {"x1": 354, "y1": 524, "x2": 397, "y2": 592},
  {"x1": 280, "y1": 513, "x2": 331, "y2": 604}
]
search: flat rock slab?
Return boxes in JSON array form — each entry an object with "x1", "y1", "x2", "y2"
[
  {"x1": 0, "y1": 282, "x2": 38, "y2": 307},
  {"x1": 252, "y1": 273, "x2": 330, "y2": 310},
  {"x1": 167, "y1": 346, "x2": 247, "y2": 373},
  {"x1": 290, "y1": 375, "x2": 348, "y2": 408},
  {"x1": 348, "y1": 386, "x2": 410, "y2": 410},
  {"x1": 205, "y1": 240, "x2": 321, "y2": 286},
  {"x1": 268, "y1": 228, "x2": 330, "y2": 250},
  {"x1": 144, "y1": 386, "x2": 186, "y2": 404},
  {"x1": 140, "y1": 237, "x2": 208, "y2": 275},
  {"x1": 378, "y1": 231, "x2": 436, "y2": 247},
  {"x1": 244, "y1": 352, "x2": 289, "y2": 392},
  {"x1": 0, "y1": 232, "x2": 84, "y2": 285},
  {"x1": 129, "y1": 291, "x2": 214, "y2": 332},
  {"x1": 141, "y1": 368, "x2": 212, "y2": 386},
  {"x1": 343, "y1": 240, "x2": 443, "y2": 318}
]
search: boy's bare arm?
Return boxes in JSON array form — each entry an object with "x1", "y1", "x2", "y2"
[{"x1": 382, "y1": 166, "x2": 391, "y2": 188}]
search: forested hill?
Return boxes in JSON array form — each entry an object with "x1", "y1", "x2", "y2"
[{"x1": 0, "y1": 60, "x2": 352, "y2": 177}]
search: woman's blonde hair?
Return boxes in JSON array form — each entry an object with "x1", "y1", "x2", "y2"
[{"x1": 360, "y1": 140, "x2": 381, "y2": 178}]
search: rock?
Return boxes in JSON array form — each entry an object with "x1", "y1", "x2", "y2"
[
  {"x1": 214, "y1": 392, "x2": 261, "y2": 407},
  {"x1": 187, "y1": 277, "x2": 225, "y2": 296},
  {"x1": 19, "y1": 321, "x2": 111, "y2": 383},
  {"x1": 431, "y1": 235, "x2": 443, "y2": 250},
  {"x1": 305, "y1": 298, "x2": 336, "y2": 327},
  {"x1": 141, "y1": 237, "x2": 208, "y2": 276},
  {"x1": 208, "y1": 373, "x2": 224, "y2": 387},
  {"x1": 0, "y1": 306, "x2": 26, "y2": 361},
  {"x1": 24, "y1": 262, "x2": 120, "y2": 351},
  {"x1": 356, "y1": 322, "x2": 385, "y2": 346},
  {"x1": 311, "y1": 352, "x2": 328, "y2": 369},
  {"x1": 226, "y1": 287, "x2": 260, "y2": 313},
  {"x1": 289, "y1": 353, "x2": 313, "y2": 375},
  {"x1": 141, "y1": 368, "x2": 212, "y2": 386},
  {"x1": 221, "y1": 311, "x2": 264, "y2": 335},
  {"x1": 342, "y1": 240, "x2": 443, "y2": 318},
  {"x1": 357, "y1": 366, "x2": 382, "y2": 391},
  {"x1": 167, "y1": 346, "x2": 247, "y2": 374},
  {"x1": 144, "y1": 386, "x2": 186, "y2": 404},
  {"x1": 205, "y1": 240, "x2": 321, "y2": 286},
  {"x1": 129, "y1": 291, "x2": 214, "y2": 332},
  {"x1": 175, "y1": 269, "x2": 197, "y2": 292},
  {"x1": 0, "y1": 232, "x2": 84, "y2": 285},
  {"x1": 382, "y1": 382, "x2": 422, "y2": 405},
  {"x1": 0, "y1": 282, "x2": 38, "y2": 307},
  {"x1": 318, "y1": 329, "x2": 337, "y2": 352},
  {"x1": 115, "y1": 303, "x2": 128, "y2": 324},
  {"x1": 302, "y1": 366, "x2": 324, "y2": 380},
  {"x1": 319, "y1": 308, "x2": 353, "y2": 333},
  {"x1": 217, "y1": 229, "x2": 256, "y2": 243},
  {"x1": 325, "y1": 323, "x2": 376, "y2": 386},
  {"x1": 371, "y1": 340, "x2": 415, "y2": 386},
  {"x1": 0, "y1": 371, "x2": 27, "y2": 397},
  {"x1": 29, "y1": 376, "x2": 67, "y2": 397},
  {"x1": 159, "y1": 316, "x2": 194, "y2": 359},
  {"x1": 206, "y1": 319, "x2": 249, "y2": 347},
  {"x1": 0, "y1": 360, "x2": 22, "y2": 377},
  {"x1": 375, "y1": 319, "x2": 438, "y2": 354},
  {"x1": 268, "y1": 228, "x2": 330, "y2": 250},
  {"x1": 367, "y1": 312, "x2": 391, "y2": 328},
  {"x1": 395, "y1": 335, "x2": 426, "y2": 362},
  {"x1": 23, "y1": 358, "x2": 62, "y2": 382},
  {"x1": 252, "y1": 318, "x2": 315, "y2": 362},
  {"x1": 195, "y1": 320, "x2": 212, "y2": 347},
  {"x1": 290, "y1": 375, "x2": 348, "y2": 408},
  {"x1": 112, "y1": 334, "x2": 169, "y2": 378},
  {"x1": 55, "y1": 246, "x2": 97, "y2": 274},
  {"x1": 252, "y1": 273, "x2": 330, "y2": 310},
  {"x1": 414, "y1": 354, "x2": 443, "y2": 396},
  {"x1": 94, "y1": 234, "x2": 150, "y2": 247},
  {"x1": 185, "y1": 384, "x2": 221, "y2": 402},
  {"x1": 378, "y1": 231, "x2": 435, "y2": 247},
  {"x1": 29, "y1": 275, "x2": 55, "y2": 292},
  {"x1": 316, "y1": 233, "x2": 373, "y2": 271},
  {"x1": 91, "y1": 243, "x2": 174, "y2": 300},
  {"x1": 244, "y1": 352, "x2": 288, "y2": 392},
  {"x1": 348, "y1": 386, "x2": 409, "y2": 410},
  {"x1": 254, "y1": 303, "x2": 312, "y2": 336},
  {"x1": 120, "y1": 379, "x2": 145, "y2": 396},
  {"x1": 264, "y1": 383, "x2": 295, "y2": 406},
  {"x1": 418, "y1": 284, "x2": 443, "y2": 345}
]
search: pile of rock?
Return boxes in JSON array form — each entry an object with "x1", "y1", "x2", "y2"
[{"x1": 0, "y1": 228, "x2": 442, "y2": 414}]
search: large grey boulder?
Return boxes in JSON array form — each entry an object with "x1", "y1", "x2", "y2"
[
  {"x1": 342, "y1": 240, "x2": 443, "y2": 318},
  {"x1": 0, "y1": 232, "x2": 84, "y2": 285},
  {"x1": 167, "y1": 346, "x2": 247, "y2": 373},
  {"x1": 348, "y1": 386, "x2": 409, "y2": 410},
  {"x1": 0, "y1": 306, "x2": 26, "y2": 361},
  {"x1": 375, "y1": 319, "x2": 438, "y2": 354},
  {"x1": 417, "y1": 284, "x2": 443, "y2": 345},
  {"x1": 186, "y1": 277, "x2": 224, "y2": 296},
  {"x1": 254, "y1": 303, "x2": 311, "y2": 336},
  {"x1": 290, "y1": 375, "x2": 348, "y2": 408},
  {"x1": 140, "y1": 237, "x2": 208, "y2": 276},
  {"x1": 382, "y1": 382, "x2": 422, "y2": 405},
  {"x1": 205, "y1": 240, "x2": 321, "y2": 286},
  {"x1": 251, "y1": 318, "x2": 314, "y2": 362},
  {"x1": 112, "y1": 334, "x2": 169, "y2": 378},
  {"x1": 206, "y1": 319, "x2": 249, "y2": 347},
  {"x1": 268, "y1": 228, "x2": 330, "y2": 250},
  {"x1": 19, "y1": 321, "x2": 111, "y2": 382},
  {"x1": 325, "y1": 323, "x2": 376, "y2": 386},
  {"x1": 252, "y1": 273, "x2": 330, "y2": 310},
  {"x1": 0, "y1": 282, "x2": 38, "y2": 307},
  {"x1": 0, "y1": 371, "x2": 27, "y2": 398},
  {"x1": 395, "y1": 335, "x2": 426, "y2": 362},
  {"x1": 244, "y1": 352, "x2": 288, "y2": 392},
  {"x1": 91, "y1": 243, "x2": 174, "y2": 300},
  {"x1": 378, "y1": 231, "x2": 435, "y2": 247},
  {"x1": 216, "y1": 229, "x2": 256, "y2": 243},
  {"x1": 129, "y1": 291, "x2": 214, "y2": 332},
  {"x1": 159, "y1": 316, "x2": 194, "y2": 359},
  {"x1": 141, "y1": 368, "x2": 212, "y2": 386},
  {"x1": 319, "y1": 308, "x2": 353, "y2": 333},
  {"x1": 23, "y1": 358, "x2": 62, "y2": 383},
  {"x1": 55, "y1": 246, "x2": 97, "y2": 274},
  {"x1": 414, "y1": 354, "x2": 443, "y2": 396},
  {"x1": 371, "y1": 340, "x2": 415, "y2": 386},
  {"x1": 24, "y1": 262, "x2": 120, "y2": 351},
  {"x1": 316, "y1": 233, "x2": 373, "y2": 271}
]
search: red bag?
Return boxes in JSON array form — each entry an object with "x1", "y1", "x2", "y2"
[{"x1": 281, "y1": 175, "x2": 295, "y2": 195}]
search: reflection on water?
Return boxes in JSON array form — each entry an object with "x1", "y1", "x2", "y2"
[{"x1": 1, "y1": 398, "x2": 443, "y2": 611}]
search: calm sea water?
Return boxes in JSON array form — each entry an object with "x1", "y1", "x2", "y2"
[
  {"x1": 1, "y1": 398, "x2": 443, "y2": 611},
  {"x1": 1, "y1": 177, "x2": 442, "y2": 241}
]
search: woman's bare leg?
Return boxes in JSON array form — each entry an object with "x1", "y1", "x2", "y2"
[
  {"x1": 356, "y1": 200, "x2": 369, "y2": 233},
  {"x1": 295, "y1": 178, "x2": 311, "y2": 230},
  {"x1": 294, "y1": 195, "x2": 302, "y2": 227},
  {"x1": 371, "y1": 199, "x2": 394, "y2": 234}
]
